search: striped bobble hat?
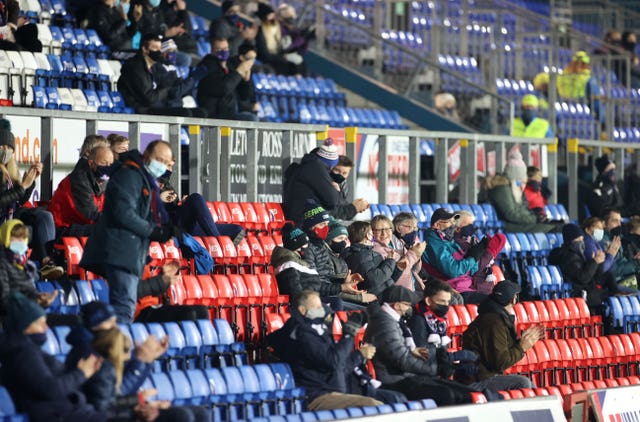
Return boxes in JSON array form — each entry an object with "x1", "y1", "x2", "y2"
[{"x1": 316, "y1": 138, "x2": 339, "y2": 169}]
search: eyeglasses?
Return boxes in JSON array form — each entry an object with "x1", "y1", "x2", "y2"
[{"x1": 372, "y1": 227, "x2": 393, "y2": 233}]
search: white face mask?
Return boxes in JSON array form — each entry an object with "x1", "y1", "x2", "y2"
[
  {"x1": 593, "y1": 228, "x2": 604, "y2": 242},
  {"x1": 0, "y1": 149, "x2": 13, "y2": 165}
]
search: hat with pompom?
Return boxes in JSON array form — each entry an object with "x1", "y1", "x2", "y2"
[
  {"x1": 504, "y1": 149, "x2": 527, "y2": 182},
  {"x1": 0, "y1": 119, "x2": 15, "y2": 150},
  {"x1": 316, "y1": 138, "x2": 339, "y2": 169}
]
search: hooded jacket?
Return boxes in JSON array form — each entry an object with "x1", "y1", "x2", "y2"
[
  {"x1": 485, "y1": 175, "x2": 553, "y2": 233},
  {"x1": 0, "y1": 219, "x2": 39, "y2": 315},
  {"x1": 363, "y1": 302, "x2": 438, "y2": 385},
  {"x1": 270, "y1": 246, "x2": 342, "y2": 298},
  {"x1": 267, "y1": 309, "x2": 363, "y2": 402},
  {"x1": 341, "y1": 243, "x2": 399, "y2": 297},
  {"x1": 461, "y1": 297, "x2": 523, "y2": 380},
  {"x1": 282, "y1": 150, "x2": 342, "y2": 226},
  {"x1": 422, "y1": 228, "x2": 478, "y2": 283},
  {"x1": 587, "y1": 174, "x2": 622, "y2": 219}
]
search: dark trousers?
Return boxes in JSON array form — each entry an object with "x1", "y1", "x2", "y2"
[
  {"x1": 176, "y1": 193, "x2": 243, "y2": 238},
  {"x1": 384, "y1": 376, "x2": 475, "y2": 406},
  {"x1": 461, "y1": 291, "x2": 489, "y2": 305},
  {"x1": 135, "y1": 305, "x2": 210, "y2": 323}
]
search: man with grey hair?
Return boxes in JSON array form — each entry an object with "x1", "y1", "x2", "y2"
[{"x1": 79, "y1": 134, "x2": 109, "y2": 159}]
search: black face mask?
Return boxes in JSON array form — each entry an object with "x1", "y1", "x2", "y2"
[
  {"x1": 432, "y1": 304, "x2": 449, "y2": 318},
  {"x1": 95, "y1": 165, "x2": 112, "y2": 179},
  {"x1": 330, "y1": 240, "x2": 347, "y2": 254},
  {"x1": 401, "y1": 231, "x2": 418, "y2": 246},
  {"x1": 148, "y1": 50, "x2": 166, "y2": 64},
  {"x1": 571, "y1": 240, "x2": 586, "y2": 257},
  {"x1": 403, "y1": 307, "x2": 414, "y2": 318},
  {"x1": 330, "y1": 172, "x2": 346, "y2": 184},
  {"x1": 161, "y1": 169, "x2": 172, "y2": 179},
  {"x1": 458, "y1": 224, "x2": 475, "y2": 238},
  {"x1": 527, "y1": 180, "x2": 541, "y2": 192},
  {"x1": 610, "y1": 226, "x2": 623, "y2": 237},
  {"x1": 441, "y1": 226, "x2": 456, "y2": 240},
  {"x1": 28, "y1": 332, "x2": 48, "y2": 346}
]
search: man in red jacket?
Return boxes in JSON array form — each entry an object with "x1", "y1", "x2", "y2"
[{"x1": 48, "y1": 146, "x2": 114, "y2": 236}]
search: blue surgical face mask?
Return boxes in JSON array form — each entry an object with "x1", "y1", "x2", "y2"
[
  {"x1": 305, "y1": 307, "x2": 326, "y2": 320},
  {"x1": 214, "y1": 50, "x2": 231, "y2": 62},
  {"x1": 148, "y1": 0, "x2": 161, "y2": 8},
  {"x1": 9, "y1": 240, "x2": 28, "y2": 256},
  {"x1": 521, "y1": 109, "x2": 538, "y2": 126},
  {"x1": 146, "y1": 159, "x2": 168, "y2": 179},
  {"x1": 121, "y1": 2, "x2": 130, "y2": 15},
  {"x1": 593, "y1": 228, "x2": 604, "y2": 242}
]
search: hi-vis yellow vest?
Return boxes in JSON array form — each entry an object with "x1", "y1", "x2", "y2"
[
  {"x1": 511, "y1": 117, "x2": 550, "y2": 138},
  {"x1": 557, "y1": 71, "x2": 591, "y2": 99}
]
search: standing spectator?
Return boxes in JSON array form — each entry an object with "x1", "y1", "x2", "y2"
[
  {"x1": 86, "y1": 0, "x2": 143, "y2": 52},
  {"x1": 462, "y1": 281, "x2": 543, "y2": 388},
  {"x1": 48, "y1": 146, "x2": 114, "y2": 237},
  {"x1": 228, "y1": 42, "x2": 260, "y2": 120},
  {"x1": 371, "y1": 214, "x2": 426, "y2": 293},
  {"x1": 511, "y1": 95, "x2": 553, "y2": 138},
  {"x1": 197, "y1": 37, "x2": 257, "y2": 120},
  {"x1": 81, "y1": 141, "x2": 178, "y2": 323},
  {"x1": 284, "y1": 139, "x2": 368, "y2": 225},
  {"x1": 209, "y1": 0, "x2": 257, "y2": 55},
  {"x1": 557, "y1": 51, "x2": 603, "y2": 123},
  {"x1": 117, "y1": 34, "x2": 208, "y2": 117},
  {"x1": 618, "y1": 31, "x2": 640, "y2": 88},
  {"x1": 594, "y1": 30, "x2": 623, "y2": 56},
  {"x1": 523, "y1": 166, "x2": 552, "y2": 220},
  {"x1": 342, "y1": 221, "x2": 400, "y2": 297},
  {"x1": 363, "y1": 286, "x2": 481, "y2": 405},
  {"x1": 532, "y1": 72, "x2": 549, "y2": 111},
  {"x1": 267, "y1": 290, "x2": 383, "y2": 410},
  {"x1": 329, "y1": 155, "x2": 369, "y2": 221},
  {"x1": 587, "y1": 154, "x2": 623, "y2": 218},
  {"x1": 0, "y1": 292, "x2": 105, "y2": 422}
]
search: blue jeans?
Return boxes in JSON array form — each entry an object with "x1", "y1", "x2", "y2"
[
  {"x1": 15, "y1": 207, "x2": 55, "y2": 262},
  {"x1": 106, "y1": 266, "x2": 139, "y2": 323},
  {"x1": 177, "y1": 193, "x2": 243, "y2": 238}
]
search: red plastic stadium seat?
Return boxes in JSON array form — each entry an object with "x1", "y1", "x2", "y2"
[
  {"x1": 167, "y1": 279, "x2": 186, "y2": 305},
  {"x1": 453, "y1": 305, "x2": 472, "y2": 328},
  {"x1": 239, "y1": 202, "x2": 259, "y2": 231},
  {"x1": 608, "y1": 334, "x2": 632, "y2": 377},
  {"x1": 520, "y1": 388, "x2": 536, "y2": 398},
  {"x1": 273, "y1": 232, "x2": 283, "y2": 247},
  {"x1": 251, "y1": 202, "x2": 271, "y2": 232},
  {"x1": 534, "y1": 388, "x2": 549, "y2": 397},
  {"x1": 466, "y1": 304, "x2": 478, "y2": 320},
  {"x1": 206, "y1": 202, "x2": 218, "y2": 222},
  {"x1": 265, "y1": 312, "x2": 284, "y2": 334},
  {"x1": 565, "y1": 338, "x2": 588, "y2": 381},
  {"x1": 226, "y1": 202, "x2": 246, "y2": 227},
  {"x1": 508, "y1": 390, "x2": 525, "y2": 399},
  {"x1": 217, "y1": 236, "x2": 239, "y2": 270},
  {"x1": 469, "y1": 392, "x2": 487, "y2": 403},
  {"x1": 497, "y1": 391, "x2": 511, "y2": 400},
  {"x1": 258, "y1": 235, "x2": 277, "y2": 262},
  {"x1": 616, "y1": 377, "x2": 631, "y2": 386},
  {"x1": 264, "y1": 203, "x2": 285, "y2": 231},
  {"x1": 59, "y1": 237, "x2": 84, "y2": 278},
  {"x1": 196, "y1": 275, "x2": 219, "y2": 306},
  {"x1": 181, "y1": 275, "x2": 203, "y2": 305},
  {"x1": 213, "y1": 202, "x2": 232, "y2": 224},
  {"x1": 554, "y1": 339, "x2": 577, "y2": 384}
]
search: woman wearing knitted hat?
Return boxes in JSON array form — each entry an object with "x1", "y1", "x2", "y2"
[{"x1": 483, "y1": 149, "x2": 559, "y2": 233}]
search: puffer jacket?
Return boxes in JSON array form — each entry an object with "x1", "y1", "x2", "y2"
[
  {"x1": 485, "y1": 175, "x2": 553, "y2": 233},
  {"x1": 341, "y1": 243, "x2": 399, "y2": 297},
  {"x1": 422, "y1": 229, "x2": 478, "y2": 283},
  {"x1": 303, "y1": 232, "x2": 342, "y2": 283},
  {"x1": 373, "y1": 235, "x2": 424, "y2": 292},
  {"x1": 271, "y1": 246, "x2": 342, "y2": 298},
  {"x1": 363, "y1": 302, "x2": 438, "y2": 384},
  {"x1": 587, "y1": 175, "x2": 622, "y2": 219},
  {"x1": 461, "y1": 297, "x2": 523, "y2": 380}
]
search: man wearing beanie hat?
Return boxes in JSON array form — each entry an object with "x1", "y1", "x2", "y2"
[
  {"x1": 462, "y1": 281, "x2": 543, "y2": 390},
  {"x1": 271, "y1": 222, "x2": 366, "y2": 309},
  {"x1": 587, "y1": 154, "x2": 623, "y2": 218},
  {"x1": 548, "y1": 223, "x2": 625, "y2": 312},
  {"x1": 0, "y1": 292, "x2": 105, "y2": 422},
  {"x1": 511, "y1": 94, "x2": 553, "y2": 138}
]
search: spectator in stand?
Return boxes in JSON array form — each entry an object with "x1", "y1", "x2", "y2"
[
  {"x1": 271, "y1": 223, "x2": 374, "y2": 309},
  {"x1": 81, "y1": 140, "x2": 179, "y2": 323},
  {"x1": 326, "y1": 220, "x2": 349, "y2": 277},
  {"x1": 228, "y1": 42, "x2": 260, "y2": 120},
  {"x1": 0, "y1": 0, "x2": 42, "y2": 52},
  {"x1": 284, "y1": 139, "x2": 368, "y2": 225},
  {"x1": 523, "y1": 166, "x2": 552, "y2": 221},
  {"x1": 209, "y1": 0, "x2": 258, "y2": 55},
  {"x1": 532, "y1": 72, "x2": 549, "y2": 111},
  {"x1": 0, "y1": 292, "x2": 105, "y2": 422},
  {"x1": 620, "y1": 31, "x2": 640, "y2": 88},
  {"x1": 557, "y1": 51, "x2": 603, "y2": 123},
  {"x1": 0, "y1": 220, "x2": 63, "y2": 323},
  {"x1": 329, "y1": 155, "x2": 370, "y2": 222},
  {"x1": 462, "y1": 281, "x2": 543, "y2": 389},
  {"x1": 485, "y1": 150, "x2": 558, "y2": 233},
  {"x1": 511, "y1": 95, "x2": 553, "y2": 138},
  {"x1": 107, "y1": 133, "x2": 130, "y2": 161},
  {"x1": 587, "y1": 154, "x2": 623, "y2": 218},
  {"x1": 342, "y1": 221, "x2": 401, "y2": 298},
  {"x1": 434, "y1": 92, "x2": 460, "y2": 122},
  {"x1": 267, "y1": 290, "x2": 383, "y2": 410},
  {"x1": 87, "y1": 0, "x2": 143, "y2": 52},
  {"x1": 582, "y1": 216, "x2": 619, "y2": 278},
  {"x1": 364, "y1": 286, "x2": 482, "y2": 405},
  {"x1": 80, "y1": 134, "x2": 110, "y2": 158},
  {"x1": 622, "y1": 216, "x2": 640, "y2": 269},
  {"x1": 601, "y1": 208, "x2": 640, "y2": 287},
  {"x1": 157, "y1": 176, "x2": 246, "y2": 244},
  {"x1": 118, "y1": 34, "x2": 208, "y2": 117},
  {"x1": 594, "y1": 30, "x2": 623, "y2": 56},
  {"x1": 197, "y1": 37, "x2": 257, "y2": 121},
  {"x1": 255, "y1": 2, "x2": 301, "y2": 75},
  {"x1": 423, "y1": 208, "x2": 501, "y2": 304},
  {"x1": 275, "y1": 3, "x2": 314, "y2": 75},
  {"x1": 48, "y1": 146, "x2": 114, "y2": 237},
  {"x1": 452, "y1": 210, "x2": 504, "y2": 297},
  {"x1": 371, "y1": 214, "x2": 427, "y2": 293},
  {"x1": 549, "y1": 224, "x2": 625, "y2": 313}
]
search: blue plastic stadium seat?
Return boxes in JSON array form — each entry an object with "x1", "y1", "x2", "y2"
[
  {"x1": 42, "y1": 328, "x2": 60, "y2": 357},
  {"x1": 167, "y1": 370, "x2": 195, "y2": 406},
  {"x1": 150, "y1": 372, "x2": 174, "y2": 402},
  {"x1": 184, "y1": 369, "x2": 209, "y2": 405},
  {"x1": 91, "y1": 279, "x2": 109, "y2": 303},
  {"x1": 0, "y1": 385, "x2": 28, "y2": 421},
  {"x1": 53, "y1": 325, "x2": 71, "y2": 356},
  {"x1": 74, "y1": 280, "x2": 96, "y2": 304}
]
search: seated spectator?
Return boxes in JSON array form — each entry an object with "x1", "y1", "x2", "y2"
[
  {"x1": 255, "y1": 2, "x2": 304, "y2": 75},
  {"x1": 0, "y1": 220, "x2": 61, "y2": 320},
  {"x1": 86, "y1": 0, "x2": 143, "y2": 52},
  {"x1": 118, "y1": 34, "x2": 208, "y2": 117},
  {"x1": 510, "y1": 95, "x2": 553, "y2": 138},
  {"x1": 587, "y1": 155, "x2": 623, "y2": 218},
  {"x1": 0, "y1": 0, "x2": 42, "y2": 52},
  {"x1": 371, "y1": 214, "x2": 426, "y2": 293},
  {"x1": 594, "y1": 29, "x2": 623, "y2": 56},
  {"x1": 423, "y1": 208, "x2": 500, "y2": 304},
  {"x1": 364, "y1": 286, "x2": 481, "y2": 405},
  {"x1": 157, "y1": 176, "x2": 245, "y2": 244},
  {"x1": 434, "y1": 92, "x2": 460, "y2": 122},
  {"x1": 557, "y1": 51, "x2": 603, "y2": 123},
  {"x1": 0, "y1": 292, "x2": 105, "y2": 422},
  {"x1": 48, "y1": 146, "x2": 114, "y2": 237},
  {"x1": 620, "y1": 31, "x2": 640, "y2": 88},
  {"x1": 523, "y1": 166, "x2": 552, "y2": 220},
  {"x1": 228, "y1": 42, "x2": 260, "y2": 120},
  {"x1": 329, "y1": 155, "x2": 370, "y2": 221},
  {"x1": 485, "y1": 150, "x2": 557, "y2": 233},
  {"x1": 209, "y1": 0, "x2": 258, "y2": 55},
  {"x1": 462, "y1": 281, "x2": 542, "y2": 389},
  {"x1": 276, "y1": 3, "x2": 313, "y2": 74},
  {"x1": 267, "y1": 290, "x2": 383, "y2": 410},
  {"x1": 107, "y1": 133, "x2": 130, "y2": 161},
  {"x1": 623, "y1": 215, "x2": 640, "y2": 264},
  {"x1": 326, "y1": 220, "x2": 350, "y2": 276},
  {"x1": 582, "y1": 216, "x2": 620, "y2": 285},
  {"x1": 601, "y1": 208, "x2": 640, "y2": 285},
  {"x1": 342, "y1": 221, "x2": 400, "y2": 297},
  {"x1": 197, "y1": 37, "x2": 257, "y2": 121},
  {"x1": 283, "y1": 139, "x2": 345, "y2": 225},
  {"x1": 452, "y1": 210, "x2": 504, "y2": 297}
]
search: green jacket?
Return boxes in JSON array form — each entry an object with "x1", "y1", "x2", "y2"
[
  {"x1": 462, "y1": 298, "x2": 524, "y2": 380},
  {"x1": 486, "y1": 175, "x2": 553, "y2": 233},
  {"x1": 602, "y1": 231, "x2": 639, "y2": 281}
]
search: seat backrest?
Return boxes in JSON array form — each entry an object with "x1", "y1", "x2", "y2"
[
  {"x1": 226, "y1": 202, "x2": 246, "y2": 225},
  {"x1": 217, "y1": 236, "x2": 237, "y2": 259},
  {"x1": 202, "y1": 236, "x2": 223, "y2": 259},
  {"x1": 213, "y1": 319, "x2": 235, "y2": 345},
  {"x1": 162, "y1": 322, "x2": 186, "y2": 350},
  {"x1": 151, "y1": 373, "x2": 175, "y2": 401},
  {"x1": 204, "y1": 368, "x2": 227, "y2": 395},
  {"x1": 242, "y1": 274, "x2": 263, "y2": 298},
  {"x1": 42, "y1": 328, "x2": 60, "y2": 356},
  {"x1": 196, "y1": 319, "x2": 219, "y2": 346},
  {"x1": 212, "y1": 275, "x2": 234, "y2": 299},
  {"x1": 130, "y1": 322, "x2": 150, "y2": 344},
  {"x1": 185, "y1": 369, "x2": 210, "y2": 400},
  {"x1": 168, "y1": 370, "x2": 192, "y2": 400},
  {"x1": 228, "y1": 274, "x2": 249, "y2": 298},
  {"x1": 74, "y1": 280, "x2": 96, "y2": 304},
  {"x1": 253, "y1": 363, "x2": 277, "y2": 392},
  {"x1": 213, "y1": 202, "x2": 232, "y2": 223},
  {"x1": 182, "y1": 275, "x2": 203, "y2": 302},
  {"x1": 257, "y1": 273, "x2": 279, "y2": 297},
  {"x1": 54, "y1": 325, "x2": 71, "y2": 355},
  {"x1": 221, "y1": 366, "x2": 245, "y2": 394},
  {"x1": 180, "y1": 320, "x2": 203, "y2": 349},
  {"x1": 0, "y1": 386, "x2": 16, "y2": 415},
  {"x1": 270, "y1": 362, "x2": 297, "y2": 390},
  {"x1": 237, "y1": 366, "x2": 261, "y2": 393},
  {"x1": 196, "y1": 275, "x2": 219, "y2": 300}
]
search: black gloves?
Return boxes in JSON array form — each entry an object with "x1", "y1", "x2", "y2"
[
  {"x1": 150, "y1": 225, "x2": 174, "y2": 243},
  {"x1": 467, "y1": 237, "x2": 488, "y2": 261},
  {"x1": 343, "y1": 312, "x2": 365, "y2": 337},
  {"x1": 436, "y1": 347, "x2": 455, "y2": 378}
]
